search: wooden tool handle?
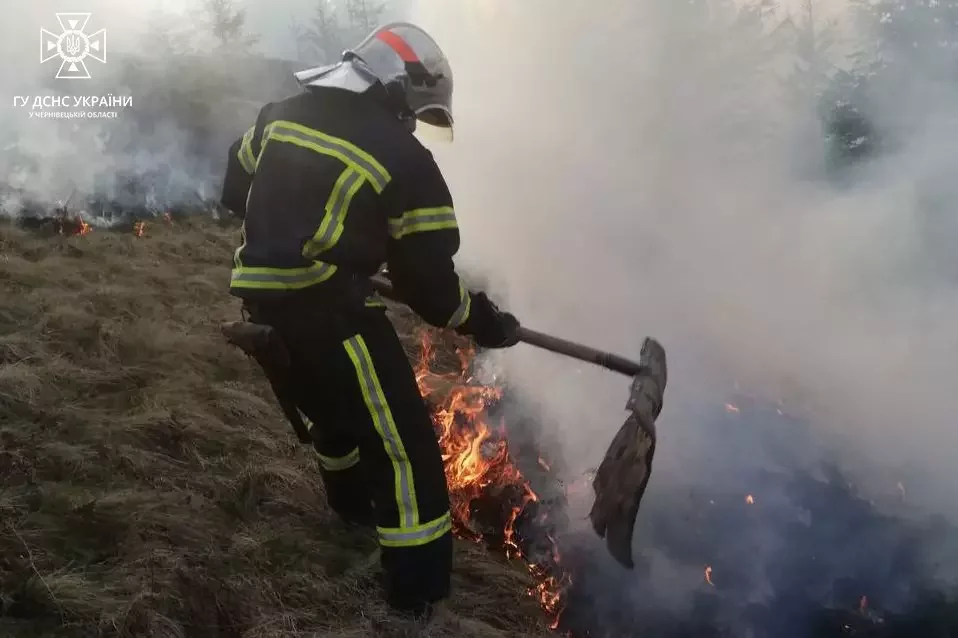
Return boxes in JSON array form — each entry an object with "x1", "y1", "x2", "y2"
[
  {"x1": 516, "y1": 327, "x2": 642, "y2": 377},
  {"x1": 370, "y1": 276, "x2": 642, "y2": 377}
]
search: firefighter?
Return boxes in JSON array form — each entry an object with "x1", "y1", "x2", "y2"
[{"x1": 219, "y1": 23, "x2": 520, "y2": 618}]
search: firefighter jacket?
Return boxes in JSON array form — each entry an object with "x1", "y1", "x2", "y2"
[{"x1": 221, "y1": 85, "x2": 476, "y2": 332}]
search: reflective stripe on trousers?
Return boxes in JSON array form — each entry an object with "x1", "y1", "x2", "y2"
[
  {"x1": 317, "y1": 446, "x2": 360, "y2": 471},
  {"x1": 301, "y1": 412, "x2": 361, "y2": 471},
  {"x1": 378, "y1": 511, "x2": 452, "y2": 548},
  {"x1": 342, "y1": 334, "x2": 419, "y2": 529}
]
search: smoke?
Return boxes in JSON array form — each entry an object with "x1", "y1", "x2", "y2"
[
  {"x1": 409, "y1": 0, "x2": 958, "y2": 504},
  {"x1": 409, "y1": 0, "x2": 958, "y2": 623},
  {"x1": 0, "y1": 0, "x2": 275, "y2": 215},
  {"x1": 2, "y1": 0, "x2": 957, "y2": 629}
]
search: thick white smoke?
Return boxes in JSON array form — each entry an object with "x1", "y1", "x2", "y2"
[
  {"x1": 409, "y1": 0, "x2": 958, "y2": 525},
  {"x1": 0, "y1": 0, "x2": 261, "y2": 214},
  {"x1": 3, "y1": 0, "x2": 956, "y2": 611}
]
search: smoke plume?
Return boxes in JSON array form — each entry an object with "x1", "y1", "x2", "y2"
[
  {"x1": 3, "y1": 0, "x2": 957, "y2": 631},
  {"x1": 1, "y1": 0, "x2": 268, "y2": 215},
  {"x1": 411, "y1": 0, "x2": 958, "y2": 510},
  {"x1": 410, "y1": 0, "x2": 958, "y2": 628}
]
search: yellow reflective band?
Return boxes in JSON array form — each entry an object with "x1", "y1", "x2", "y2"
[
  {"x1": 447, "y1": 279, "x2": 471, "y2": 328},
  {"x1": 388, "y1": 206, "x2": 458, "y2": 240},
  {"x1": 342, "y1": 334, "x2": 419, "y2": 528},
  {"x1": 238, "y1": 126, "x2": 256, "y2": 174},
  {"x1": 264, "y1": 120, "x2": 390, "y2": 193},
  {"x1": 377, "y1": 512, "x2": 452, "y2": 548},
  {"x1": 230, "y1": 261, "x2": 338, "y2": 290},
  {"x1": 365, "y1": 294, "x2": 386, "y2": 308},
  {"x1": 300, "y1": 412, "x2": 314, "y2": 430},
  {"x1": 317, "y1": 447, "x2": 360, "y2": 471},
  {"x1": 302, "y1": 166, "x2": 367, "y2": 257},
  {"x1": 233, "y1": 221, "x2": 247, "y2": 268}
]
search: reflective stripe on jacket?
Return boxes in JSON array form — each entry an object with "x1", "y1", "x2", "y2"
[{"x1": 220, "y1": 86, "x2": 471, "y2": 328}]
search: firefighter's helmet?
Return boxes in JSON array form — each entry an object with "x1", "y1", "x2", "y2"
[{"x1": 294, "y1": 23, "x2": 454, "y2": 133}]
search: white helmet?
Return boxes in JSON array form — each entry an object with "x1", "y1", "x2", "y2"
[{"x1": 294, "y1": 22, "x2": 454, "y2": 133}]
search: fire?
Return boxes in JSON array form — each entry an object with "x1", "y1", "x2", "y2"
[
  {"x1": 745, "y1": 494, "x2": 755, "y2": 505},
  {"x1": 56, "y1": 215, "x2": 91, "y2": 236},
  {"x1": 859, "y1": 595, "x2": 868, "y2": 613},
  {"x1": 133, "y1": 221, "x2": 146, "y2": 237},
  {"x1": 414, "y1": 329, "x2": 571, "y2": 629},
  {"x1": 704, "y1": 565, "x2": 714, "y2": 586},
  {"x1": 725, "y1": 403, "x2": 740, "y2": 414}
]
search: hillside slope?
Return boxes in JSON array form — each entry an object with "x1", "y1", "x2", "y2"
[{"x1": 0, "y1": 217, "x2": 553, "y2": 638}]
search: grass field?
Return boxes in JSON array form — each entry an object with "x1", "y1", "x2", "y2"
[{"x1": 0, "y1": 216, "x2": 554, "y2": 638}]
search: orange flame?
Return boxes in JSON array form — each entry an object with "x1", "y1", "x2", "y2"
[
  {"x1": 57, "y1": 215, "x2": 91, "y2": 236},
  {"x1": 745, "y1": 494, "x2": 755, "y2": 505},
  {"x1": 725, "y1": 403, "x2": 740, "y2": 414},
  {"x1": 133, "y1": 221, "x2": 146, "y2": 237},
  {"x1": 705, "y1": 565, "x2": 714, "y2": 586},
  {"x1": 414, "y1": 329, "x2": 571, "y2": 628}
]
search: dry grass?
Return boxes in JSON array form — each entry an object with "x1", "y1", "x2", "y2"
[{"x1": 0, "y1": 217, "x2": 553, "y2": 638}]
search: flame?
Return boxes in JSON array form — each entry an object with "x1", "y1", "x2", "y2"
[
  {"x1": 859, "y1": 595, "x2": 868, "y2": 613},
  {"x1": 163, "y1": 211, "x2": 174, "y2": 225},
  {"x1": 57, "y1": 215, "x2": 91, "y2": 236},
  {"x1": 133, "y1": 221, "x2": 146, "y2": 237},
  {"x1": 745, "y1": 494, "x2": 755, "y2": 505},
  {"x1": 704, "y1": 565, "x2": 714, "y2": 586},
  {"x1": 414, "y1": 329, "x2": 571, "y2": 628},
  {"x1": 725, "y1": 403, "x2": 740, "y2": 414}
]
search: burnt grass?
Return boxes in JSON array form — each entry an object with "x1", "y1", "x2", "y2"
[{"x1": 0, "y1": 217, "x2": 553, "y2": 638}]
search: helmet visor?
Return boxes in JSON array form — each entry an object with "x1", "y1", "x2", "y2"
[{"x1": 415, "y1": 104, "x2": 453, "y2": 142}]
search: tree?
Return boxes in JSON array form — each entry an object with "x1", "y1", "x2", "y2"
[
  {"x1": 145, "y1": 7, "x2": 195, "y2": 57},
  {"x1": 344, "y1": 0, "x2": 386, "y2": 41},
  {"x1": 202, "y1": 0, "x2": 259, "y2": 51},
  {"x1": 818, "y1": 0, "x2": 958, "y2": 171},
  {"x1": 852, "y1": 0, "x2": 958, "y2": 65},
  {"x1": 293, "y1": 0, "x2": 345, "y2": 64}
]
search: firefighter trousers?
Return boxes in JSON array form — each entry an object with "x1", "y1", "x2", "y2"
[{"x1": 245, "y1": 297, "x2": 453, "y2": 613}]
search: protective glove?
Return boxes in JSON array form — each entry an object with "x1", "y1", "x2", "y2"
[{"x1": 460, "y1": 291, "x2": 520, "y2": 349}]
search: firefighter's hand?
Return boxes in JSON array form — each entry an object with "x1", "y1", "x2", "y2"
[{"x1": 463, "y1": 292, "x2": 520, "y2": 349}]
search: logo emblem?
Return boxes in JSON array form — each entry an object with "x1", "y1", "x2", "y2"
[{"x1": 40, "y1": 13, "x2": 106, "y2": 80}]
